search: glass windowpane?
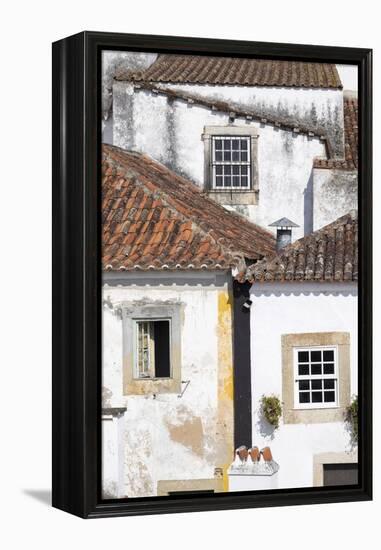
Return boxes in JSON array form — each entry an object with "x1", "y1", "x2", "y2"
[
  {"x1": 324, "y1": 391, "x2": 336, "y2": 402},
  {"x1": 323, "y1": 350, "x2": 334, "y2": 361},
  {"x1": 312, "y1": 392, "x2": 323, "y2": 403},
  {"x1": 323, "y1": 363, "x2": 335, "y2": 375},
  {"x1": 298, "y1": 351, "x2": 309, "y2": 362},
  {"x1": 311, "y1": 364, "x2": 322, "y2": 375},
  {"x1": 311, "y1": 350, "x2": 322, "y2": 362},
  {"x1": 298, "y1": 364, "x2": 309, "y2": 376},
  {"x1": 299, "y1": 393, "x2": 310, "y2": 403}
]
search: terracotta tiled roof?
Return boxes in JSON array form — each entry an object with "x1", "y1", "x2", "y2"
[
  {"x1": 313, "y1": 97, "x2": 358, "y2": 170},
  {"x1": 116, "y1": 54, "x2": 343, "y2": 89},
  {"x1": 102, "y1": 145, "x2": 275, "y2": 271},
  {"x1": 241, "y1": 211, "x2": 358, "y2": 283}
]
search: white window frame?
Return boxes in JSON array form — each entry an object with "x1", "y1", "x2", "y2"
[
  {"x1": 293, "y1": 345, "x2": 339, "y2": 409},
  {"x1": 211, "y1": 135, "x2": 251, "y2": 190},
  {"x1": 133, "y1": 318, "x2": 172, "y2": 380}
]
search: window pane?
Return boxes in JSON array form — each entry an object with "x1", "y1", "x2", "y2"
[
  {"x1": 215, "y1": 151, "x2": 222, "y2": 161},
  {"x1": 299, "y1": 380, "x2": 310, "y2": 391},
  {"x1": 241, "y1": 176, "x2": 248, "y2": 187},
  {"x1": 232, "y1": 176, "x2": 240, "y2": 187},
  {"x1": 154, "y1": 320, "x2": 170, "y2": 378},
  {"x1": 224, "y1": 139, "x2": 231, "y2": 149},
  {"x1": 323, "y1": 350, "x2": 334, "y2": 362},
  {"x1": 215, "y1": 176, "x2": 223, "y2": 187},
  {"x1": 232, "y1": 140, "x2": 240, "y2": 150},
  {"x1": 323, "y1": 363, "x2": 335, "y2": 375},
  {"x1": 241, "y1": 139, "x2": 248, "y2": 150},
  {"x1": 224, "y1": 165, "x2": 231, "y2": 175},
  {"x1": 311, "y1": 364, "x2": 322, "y2": 375},
  {"x1": 298, "y1": 351, "x2": 309, "y2": 362},
  {"x1": 311, "y1": 379, "x2": 322, "y2": 390},
  {"x1": 324, "y1": 391, "x2": 336, "y2": 402},
  {"x1": 232, "y1": 165, "x2": 239, "y2": 175},
  {"x1": 299, "y1": 393, "x2": 310, "y2": 403},
  {"x1": 324, "y1": 379, "x2": 335, "y2": 389},
  {"x1": 311, "y1": 350, "x2": 322, "y2": 362},
  {"x1": 224, "y1": 176, "x2": 231, "y2": 187},
  {"x1": 298, "y1": 364, "x2": 309, "y2": 376},
  {"x1": 224, "y1": 151, "x2": 231, "y2": 161},
  {"x1": 312, "y1": 392, "x2": 323, "y2": 403},
  {"x1": 215, "y1": 139, "x2": 222, "y2": 149},
  {"x1": 232, "y1": 151, "x2": 240, "y2": 161},
  {"x1": 241, "y1": 151, "x2": 248, "y2": 162},
  {"x1": 241, "y1": 165, "x2": 248, "y2": 175},
  {"x1": 215, "y1": 165, "x2": 223, "y2": 175}
]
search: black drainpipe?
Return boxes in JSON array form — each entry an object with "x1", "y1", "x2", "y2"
[{"x1": 232, "y1": 279, "x2": 252, "y2": 450}]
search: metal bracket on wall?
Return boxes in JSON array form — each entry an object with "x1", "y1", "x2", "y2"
[{"x1": 178, "y1": 380, "x2": 190, "y2": 398}]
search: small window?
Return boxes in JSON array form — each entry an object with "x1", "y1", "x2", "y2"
[
  {"x1": 212, "y1": 136, "x2": 251, "y2": 189},
  {"x1": 135, "y1": 320, "x2": 171, "y2": 379},
  {"x1": 294, "y1": 347, "x2": 338, "y2": 408}
]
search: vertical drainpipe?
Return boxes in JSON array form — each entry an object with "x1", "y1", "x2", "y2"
[{"x1": 232, "y1": 279, "x2": 252, "y2": 449}]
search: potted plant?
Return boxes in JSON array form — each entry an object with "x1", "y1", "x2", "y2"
[
  {"x1": 260, "y1": 394, "x2": 282, "y2": 430},
  {"x1": 346, "y1": 395, "x2": 358, "y2": 443}
]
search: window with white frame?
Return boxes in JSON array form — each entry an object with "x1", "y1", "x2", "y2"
[
  {"x1": 135, "y1": 319, "x2": 171, "y2": 379},
  {"x1": 294, "y1": 347, "x2": 338, "y2": 408},
  {"x1": 212, "y1": 136, "x2": 251, "y2": 189}
]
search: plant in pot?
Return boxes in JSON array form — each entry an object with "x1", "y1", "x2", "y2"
[
  {"x1": 345, "y1": 395, "x2": 358, "y2": 444},
  {"x1": 260, "y1": 394, "x2": 282, "y2": 430}
]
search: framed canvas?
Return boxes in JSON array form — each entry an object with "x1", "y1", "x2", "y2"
[{"x1": 52, "y1": 31, "x2": 372, "y2": 518}]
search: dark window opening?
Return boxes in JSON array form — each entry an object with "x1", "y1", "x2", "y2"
[
  {"x1": 323, "y1": 463, "x2": 358, "y2": 486},
  {"x1": 136, "y1": 319, "x2": 171, "y2": 379}
]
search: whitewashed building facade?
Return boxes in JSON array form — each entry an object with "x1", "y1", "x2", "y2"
[
  {"x1": 230, "y1": 212, "x2": 358, "y2": 490},
  {"x1": 101, "y1": 144, "x2": 275, "y2": 498},
  {"x1": 101, "y1": 54, "x2": 359, "y2": 497}
]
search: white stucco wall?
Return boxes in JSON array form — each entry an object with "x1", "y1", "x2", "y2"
[
  {"x1": 166, "y1": 83, "x2": 344, "y2": 133},
  {"x1": 313, "y1": 168, "x2": 358, "y2": 231},
  {"x1": 102, "y1": 412, "x2": 126, "y2": 498},
  {"x1": 102, "y1": 271, "x2": 233, "y2": 498},
  {"x1": 249, "y1": 282, "x2": 358, "y2": 490},
  {"x1": 113, "y1": 83, "x2": 334, "y2": 240}
]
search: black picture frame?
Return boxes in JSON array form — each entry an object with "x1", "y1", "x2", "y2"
[{"x1": 52, "y1": 31, "x2": 372, "y2": 519}]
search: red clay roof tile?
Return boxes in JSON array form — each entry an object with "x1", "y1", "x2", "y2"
[
  {"x1": 102, "y1": 144, "x2": 275, "y2": 271},
  {"x1": 242, "y1": 211, "x2": 358, "y2": 283},
  {"x1": 116, "y1": 54, "x2": 342, "y2": 89}
]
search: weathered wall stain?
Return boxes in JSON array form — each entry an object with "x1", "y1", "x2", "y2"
[
  {"x1": 165, "y1": 409, "x2": 205, "y2": 457},
  {"x1": 124, "y1": 427, "x2": 154, "y2": 497},
  {"x1": 102, "y1": 386, "x2": 113, "y2": 408},
  {"x1": 313, "y1": 169, "x2": 358, "y2": 231},
  {"x1": 216, "y1": 290, "x2": 234, "y2": 491}
]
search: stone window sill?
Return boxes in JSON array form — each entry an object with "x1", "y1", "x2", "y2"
[{"x1": 205, "y1": 189, "x2": 259, "y2": 206}]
